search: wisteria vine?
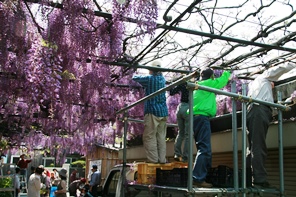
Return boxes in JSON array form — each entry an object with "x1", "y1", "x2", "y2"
[{"x1": 0, "y1": 0, "x2": 294, "y2": 165}]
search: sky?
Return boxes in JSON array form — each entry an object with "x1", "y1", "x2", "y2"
[
  {"x1": 31, "y1": 0, "x2": 296, "y2": 78},
  {"x1": 153, "y1": 0, "x2": 296, "y2": 76}
]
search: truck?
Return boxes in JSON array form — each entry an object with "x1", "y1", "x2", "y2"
[
  {"x1": 98, "y1": 162, "x2": 189, "y2": 197},
  {"x1": 97, "y1": 76, "x2": 296, "y2": 197},
  {"x1": 97, "y1": 162, "x2": 279, "y2": 197}
]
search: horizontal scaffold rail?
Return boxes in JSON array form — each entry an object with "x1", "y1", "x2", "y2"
[
  {"x1": 116, "y1": 71, "x2": 198, "y2": 114},
  {"x1": 116, "y1": 73, "x2": 291, "y2": 114},
  {"x1": 186, "y1": 82, "x2": 291, "y2": 111},
  {"x1": 128, "y1": 184, "x2": 280, "y2": 196}
]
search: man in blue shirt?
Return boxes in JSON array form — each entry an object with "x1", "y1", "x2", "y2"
[
  {"x1": 132, "y1": 61, "x2": 168, "y2": 163},
  {"x1": 89, "y1": 165, "x2": 101, "y2": 197}
]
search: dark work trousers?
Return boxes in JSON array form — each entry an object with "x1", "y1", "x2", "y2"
[
  {"x1": 174, "y1": 102, "x2": 189, "y2": 161},
  {"x1": 192, "y1": 115, "x2": 212, "y2": 183},
  {"x1": 15, "y1": 188, "x2": 19, "y2": 197},
  {"x1": 246, "y1": 104, "x2": 272, "y2": 183},
  {"x1": 90, "y1": 185, "x2": 98, "y2": 197}
]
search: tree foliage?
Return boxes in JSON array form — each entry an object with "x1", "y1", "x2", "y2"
[{"x1": 0, "y1": 0, "x2": 295, "y2": 162}]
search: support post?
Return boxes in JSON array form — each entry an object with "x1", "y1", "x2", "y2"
[
  {"x1": 277, "y1": 92, "x2": 285, "y2": 197},
  {"x1": 242, "y1": 84, "x2": 247, "y2": 197},
  {"x1": 231, "y1": 81, "x2": 239, "y2": 196},
  {"x1": 187, "y1": 87, "x2": 194, "y2": 196},
  {"x1": 121, "y1": 109, "x2": 128, "y2": 197}
]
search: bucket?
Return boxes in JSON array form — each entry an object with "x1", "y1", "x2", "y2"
[{"x1": 50, "y1": 186, "x2": 58, "y2": 197}]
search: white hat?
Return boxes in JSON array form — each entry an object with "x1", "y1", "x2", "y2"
[
  {"x1": 148, "y1": 60, "x2": 162, "y2": 72},
  {"x1": 151, "y1": 60, "x2": 161, "y2": 68}
]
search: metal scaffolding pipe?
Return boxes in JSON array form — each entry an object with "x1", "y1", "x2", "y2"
[
  {"x1": 241, "y1": 84, "x2": 248, "y2": 197},
  {"x1": 116, "y1": 71, "x2": 198, "y2": 114},
  {"x1": 117, "y1": 76, "x2": 291, "y2": 115},
  {"x1": 187, "y1": 89, "x2": 194, "y2": 196},
  {"x1": 25, "y1": 0, "x2": 296, "y2": 55},
  {"x1": 121, "y1": 110, "x2": 128, "y2": 197},
  {"x1": 277, "y1": 92, "x2": 285, "y2": 197},
  {"x1": 158, "y1": 25, "x2": 296, "y2": 53},
  {"x1": 117, "y1": 74, "x2": 289, "y2": 197},
  {"x1": 231, "y1": 81, "x2": 239, "y2": 196},
  {"x1": 132, "y1": 0, "x2": 203, "y2": 63},
  {"x1": 129, "y1": 184, "x2": 281, "y2": 195},
  {"x1": 186, "y1": 82, "x2": 291, "y2": 111},
  {"x1": 125, "y1": 118, "x2": 178, "y2": 127},
  {"x1": 102, "y1": 61, "x2": 190, "y2": 74}
]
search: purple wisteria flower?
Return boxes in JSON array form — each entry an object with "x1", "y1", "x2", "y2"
[{"x1": 291, "y1": 90, "x2": 296, "y2": 103}]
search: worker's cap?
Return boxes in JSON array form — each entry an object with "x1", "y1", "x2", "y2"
[{"x1": 80, "y1": 178, "x2": 86, "y2": 183}]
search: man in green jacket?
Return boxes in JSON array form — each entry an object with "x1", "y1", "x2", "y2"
[{"x1": 192, "y1": 68, "x2": 231, "y2": 188}]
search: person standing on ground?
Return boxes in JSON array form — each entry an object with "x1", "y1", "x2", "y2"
[
  {"x1": 191, "y1": 68, "x2": 231, "y2": 188},
  {"x1": 247, "y1": 62, "x2": 296, "y2": 188},
  {"x1": 55, "y1": 168, "x2": 67, "y2": 197},
  {"x1": 27, "y1": 166, "x2": 44, "y2": 197},
  {"x1": 169, "y1": 82, "x2": 190, "y2": 162},
  {"x1": 70, "y1": 169, "x2": 78, "y2": 183},
  {"x1": 39, "y1": 165, "x2": 51, "y2": 197},
  {"x1": 89, "y1": 165, "x2": 101, "y2": 197},
  {"x1": 30, "y1": 166, "x2": 36, "y2": 175},
  {"x1": 14, "y1": 167, "x2": 21, "y2": 197},
  {"x1": 53, "y1": 168, "x2": 59, "y2": 179},
  {"x1": 132, "y1": 61, "x2": 168, "y2": 164}
]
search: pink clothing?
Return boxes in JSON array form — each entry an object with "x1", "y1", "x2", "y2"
[{"x1": 27, "y1": 173, "x2": 43, "y2": 197}]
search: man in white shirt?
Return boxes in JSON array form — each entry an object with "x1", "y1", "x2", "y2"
[
  {"x1": 247, "y1": 62, "x2": 296, "y2": 188},
  {"x1": 27, "y1": 166, "x2": 44, "y2": 197}
]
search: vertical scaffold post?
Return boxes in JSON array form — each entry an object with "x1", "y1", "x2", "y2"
[
  {"x1": 121, "y1": 109, "x2": 128, "y2": 197},
  {"x1": 241, "y1": 84, "x2": 247, "y2": 197},
  {"x1": 277, "y1": 91, "x2": 285, "y2": 197},
  {"x1": 187, "y1": 85, "x2": 194, "y2": 196},
  {"x1": 231, "y1": 81, "x2": 239, "y2": 196}
]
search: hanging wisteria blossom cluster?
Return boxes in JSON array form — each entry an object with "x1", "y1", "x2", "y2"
[
  {"x1": 2, "y1": 0, "x2": 292, "y2": 164},
  {"x1": 0, "y1": 0, "x2": 160, "y2": 162}
]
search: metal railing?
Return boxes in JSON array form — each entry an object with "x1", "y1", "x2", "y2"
[{"x1": 116, "y1": 72, "x2": 291, "y2": 197}]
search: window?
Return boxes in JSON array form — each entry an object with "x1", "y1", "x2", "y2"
[
  {"x1": 10, "y1": 155, "x2": 19, "y2": 165},
  {"x1": 104, "y1": 170, "x2": 120, "y2": 197},
  {"x1": 65, "y1": 157, "x2": 72, "y2": 164},
  {"x1": 10, "y1": 155, "x2": 20, "y2": 168},
  {"x1": 42, "y1": 157, "x2": 55, "y2": 167}
]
